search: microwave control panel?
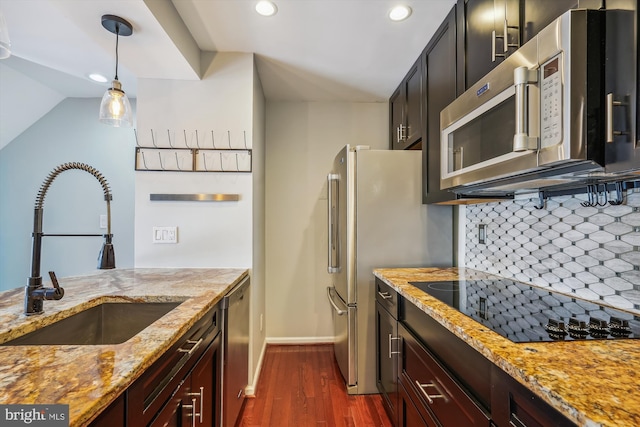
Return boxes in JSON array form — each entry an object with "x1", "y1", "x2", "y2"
[{"x1": 540, "y1": 55, "x2": 563, "y2": 148}]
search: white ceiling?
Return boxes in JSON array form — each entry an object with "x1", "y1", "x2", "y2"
[{"x1": 0, "y1": 0, "x2": 457, "y2": 148}]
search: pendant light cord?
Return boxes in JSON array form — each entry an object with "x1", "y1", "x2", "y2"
[{"x1": 114, "y1": 25, "x2": 120, "y2": 81}]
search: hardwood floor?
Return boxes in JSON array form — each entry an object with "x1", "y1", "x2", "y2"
[{"x1": 237, "y1": 344, "x2": 393, "y2": 427}]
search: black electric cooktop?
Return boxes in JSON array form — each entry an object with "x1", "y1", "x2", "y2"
[{"x1": 409, "y1": 278, "x2": 640, "y2": 343}]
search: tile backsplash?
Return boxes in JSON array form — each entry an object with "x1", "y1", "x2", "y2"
[{"x1": 464, "y1": 189, "x2": 640, "y2": 315}]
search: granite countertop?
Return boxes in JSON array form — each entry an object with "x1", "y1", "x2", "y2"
[
  {"x1": 374, "y1": 267, "x2": 640, "y2": 427},
  {"x1": 0, "y1": 268, "x2": 248, "y2": 427}
]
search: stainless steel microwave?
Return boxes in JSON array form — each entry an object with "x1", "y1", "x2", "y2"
[{"x1": 440, "y1": 8, "x2": 636, "y2": 194}]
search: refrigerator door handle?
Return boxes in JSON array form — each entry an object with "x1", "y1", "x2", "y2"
[
  {"x1": 326, "y1": 287, "x2": 347, "y2": 316},
  {"x1": 327, "y1": 174, "x2": 340, "y2": 273}
]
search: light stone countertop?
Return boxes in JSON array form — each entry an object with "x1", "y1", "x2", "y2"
[
  {"x1": 374, "y1": 267, "x2": 640, "y2": 427},
  {"x1": 0, "y1": 268, "x2": 248, "y2": 427}
]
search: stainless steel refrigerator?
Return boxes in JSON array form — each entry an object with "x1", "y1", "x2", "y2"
[{"x1": 326, "y1": 145, "x2": 452, "y2": 394}]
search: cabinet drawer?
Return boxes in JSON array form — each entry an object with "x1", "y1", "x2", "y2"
[
  {"x1": 401, "y1": 324, "x2": 490, "y2": 427},
  {"x1": 375, "y1": 278, "x2": 398, "y2": 316}
]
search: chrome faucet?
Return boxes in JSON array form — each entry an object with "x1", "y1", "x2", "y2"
[{"x1": 25, "y1": 162, "x2": 116, "y2": 316}]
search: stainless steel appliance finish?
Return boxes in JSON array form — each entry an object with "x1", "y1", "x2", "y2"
[
  {"x1": 326, "y1": 145, "x2": 453, "y2": 394},
  {"x1": 440, "y1": 9, "x2": 636, "y2": 194},
  {"x1": 221, "y1": 276, "x2": 250, "y2": 427}
]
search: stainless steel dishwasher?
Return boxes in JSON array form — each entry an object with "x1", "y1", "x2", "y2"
[{"x1": 221, "y1": 275, "x2": 250, "y2": 427}]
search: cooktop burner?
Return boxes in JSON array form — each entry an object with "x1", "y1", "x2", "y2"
[{"x1": 409, "y1": 278, "x2": 640, "y2": 343}]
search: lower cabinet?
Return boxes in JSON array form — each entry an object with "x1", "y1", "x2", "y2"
[
  {"x1": 398, "y1": 379, "x2": 435, "y2": 427},
  {"x1": 88, "y1": 394, "x2": 125, "y2": 427},
  {"x1": 376, "y1": 300, "x2": 398, "y2": 422},
  {"x1": 89, "y1": 301, "x2": 225, "y2": 427},
  {"x1": 398, "y1": 323, "x2": 490, "y2": 427},
  {"x1": 149, "y1": 335, "x2": 221, "y2": 427},
  {"x1": 375, "y1": 278, "x2": 576, "y2": 427},
  {"x1": 491, "y1": 366, "x2": 576, "y2": 427}
]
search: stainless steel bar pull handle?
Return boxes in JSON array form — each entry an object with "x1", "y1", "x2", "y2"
[
  {"x1": 513, "y1": 66, "x2": 539, "y2": 152},
  {"x1": 177, "y1": 338, "x2": 203, "y2": 355},
  {"x1": 187, "y1": 386, "x2": 204, "y2": 423},
  {"x1": 606, "y1": 93, "x2": 625, "y2": 143},
  {"x1": 415, "y1": 380, "x2": 449, "y2": 404},
  {"x1": 491, "y1": 30, "x2": 505, "y2": 62},
  {"x1": 388, "y1": 335, "x2": 401, "y2": 358},
  {"x1": 184, "y1": 398, "x2": 198, "y2": 427},
  {"x1": 377, "y1": 291, "x2": 392, "y2": 300},
  {"x1": 327, "y1": 174, "x2": 339, "y2": 273}
]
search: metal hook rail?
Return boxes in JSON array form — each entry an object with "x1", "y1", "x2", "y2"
[
  {"x1": 531, "y1": 180, "x2": 635, "y2": 211},
  {"x1": 134, "y1": 128, "x2": 251, "y2": 172}
]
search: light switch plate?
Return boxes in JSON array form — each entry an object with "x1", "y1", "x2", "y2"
[
  {"x1": 99, "y1": 214, "x2": 108, "y2": 229},
  {"x1": 153, "y1": 226, "x2": 178, "y2": 244}
]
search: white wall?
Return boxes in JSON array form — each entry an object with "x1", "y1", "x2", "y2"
[
  {"x1": 249, "y1": 61, "x2": 266, "y2": 392},
  {"x1": 0, "y1": 98, "x2": 136, "y2": 291},
  {"x1": 135, "y1": 53, "x2": 256, "y2": 268},
  {"x1": 264, "y1": 101, "x2": 388, "y2": 341},
  {"x1": 135, "y1": 52, "x2": 266, "y2": 389},
  {"x1": 0, "y1": 62, "x2": 64, "y2": 150}
]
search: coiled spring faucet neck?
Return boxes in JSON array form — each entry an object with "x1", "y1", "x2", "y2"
[{"x1": 25, "y1": 162, "x2": 116, "y2": 316}]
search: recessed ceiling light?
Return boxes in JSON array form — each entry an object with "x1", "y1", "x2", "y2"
[
  {"x1": 389, "y1": 5, "x2": 412, "y2": 22},
  {"x1": 88, "y1": 73, "x2": 109, "y2": 83},
  {"x1": 256, "y1": 1, "x2": 277, "y2": 17}
]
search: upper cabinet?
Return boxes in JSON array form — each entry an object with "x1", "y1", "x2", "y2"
[
  {"x1": 390, "y1": 57, "x2": 424, "y2": 150},
  {"x1": 461, "y1": 0, "x2": 520, "y2": 89},
  {"x1": 423, "y1": 6, "x2": 460, "y2": 203},
  {"x1": 390, "y1": 0, "x2": 637, "y2": 203},
  {"x1": 521, "y1": 0, "x2": 580, "y2": 43},
  {"x1": 460, "y1": 0, "x2": 577, "y2": 90},
  {"x1": 603, "y1": 0, "x2": 639, "y2": 173}
]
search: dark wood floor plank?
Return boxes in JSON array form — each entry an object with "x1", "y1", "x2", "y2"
[{"x1": 238, "y1": 344, "x2": 392, "y2": 427}]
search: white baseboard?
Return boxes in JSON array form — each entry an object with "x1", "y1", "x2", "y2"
[
  {"x1": 243, "y1": 337, "x2": 335, "y2": 396},
  {"x1": 265, "y1": 336, "x2": 334, "y2": 345},
  {"x1": 245, "y1": 340, "x2": 267, "y2": 397}
]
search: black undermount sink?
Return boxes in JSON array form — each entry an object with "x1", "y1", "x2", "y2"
[{"x1": 1, "y1": 302, "x2": 182, "y2": 346}]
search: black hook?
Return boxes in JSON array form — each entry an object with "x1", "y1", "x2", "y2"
[
  {"x1": 610, "y1": 181, "x2": 625, "y2": 205},
  {"x1": 534, "y1": 191, "x2": 546, "y2": 209},
  {"x1": 597, "y1": 183, "x2": 608, "y2": 207}
]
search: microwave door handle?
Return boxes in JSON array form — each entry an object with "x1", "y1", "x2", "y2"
[
  {"x1": 513, "y1": 66, "x2": 539, "y2": 152},
  {"x1": 327, "y1": 174, "x2": 340, "y2": 273}
]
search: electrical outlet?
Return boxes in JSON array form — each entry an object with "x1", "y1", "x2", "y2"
[
  {"x1": 478, "y1": 224, "x2": 486, "y2": 244},
  {"x1": 260, "y1": 314, "x2": 264, "y2": 332},
  {"x1": 153, "y1": 226, "x2": 178, "y2": 244},
  {"x1": 99, "y1": 214, "x2": 108, "y2": 229}
]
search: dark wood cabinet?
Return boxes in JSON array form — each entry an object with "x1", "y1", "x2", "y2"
[
  {"x1": 603, "y1": 1, "x2": 639, "y2": 173},
  {"x1": 491, "y1": 366, "x2": 576, "y2": 427},
  {"x1": 398, "y1": 380, "x2": 436, "y2": 427},
  {"x1": 460, "y1": 0, "x2": 580, "y2": 90},
  {"x1": 123, "y1": 304, "x2": 222, "y2": 427},
  {"x1": 89, "y1": 394, "x2": 125, "y2": 427},
  {"x1": 521, "y1": 0, "x2": 578, "y2": 43},
  {"x1": 398, "y1": 323, "x2": 490, "y2": 427},
  {"x1": 376, "y1": 280, "x2": 399, "y2": 423},
  {"x1": 390, "y1": 57, "x2": 424, "y2": 150},
  {"x1": 459, "y1": 0, "x2": 520, "y2": 89},
  {"x1": 423, "y1": 5, "x2": 459, "y2": 204}
]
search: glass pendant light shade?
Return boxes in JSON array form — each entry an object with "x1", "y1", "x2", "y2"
[
  {"x1": 99, "y1": 15, "x2": 133, "y2": 127},
  {"x1": 99, "y1": 79, "x2": 132, "y2": 127}
]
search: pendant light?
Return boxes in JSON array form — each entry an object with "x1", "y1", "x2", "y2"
[{"x1": 99, "y1": 14, "x2": 133, "y2": 127}]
